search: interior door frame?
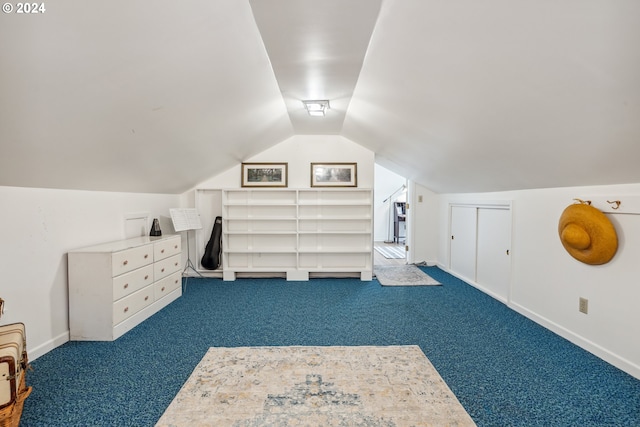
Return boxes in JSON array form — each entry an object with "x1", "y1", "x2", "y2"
[{"x1": 447, "y1": 200, "x2": 514, "y2": 302}]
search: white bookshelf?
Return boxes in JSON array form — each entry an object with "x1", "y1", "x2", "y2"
[{"x1": 221, "y1": 188, "x2": 373, "y2": 281}]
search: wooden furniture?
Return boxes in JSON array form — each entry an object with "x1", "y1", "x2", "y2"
[
  {"x1": 221, "y1": 188, "x2": 373, "y2": 281},
  {"x1": 68, "y1": 235, "x2": 182, "y2": 341}
]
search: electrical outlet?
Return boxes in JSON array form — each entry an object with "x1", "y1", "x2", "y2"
[{"x1": 579, "y1": 297, "x2": 589, "y2": 314}]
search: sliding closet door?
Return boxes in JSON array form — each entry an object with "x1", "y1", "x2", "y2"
[
  {"x1": 476, "y1": 207, "x2": 511, "y2": 302},
  {"x1": 449, "y1": 205, "x2": 477, "y2": 283}
]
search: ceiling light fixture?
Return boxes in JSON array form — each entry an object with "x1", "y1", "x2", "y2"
[{"x1": 303, "y1": 100, "x2": 330, "y2": 117}]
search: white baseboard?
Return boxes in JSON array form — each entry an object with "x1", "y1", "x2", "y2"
[
  {"x1": 509, "y1": 301, "x2": 640, "y2": 380},
  {"x1": 29, "y1": 289, "x2": 182, "y2": 361},
  {"x1": 29, "y1": 266, "x2": 640, "y2": 380},
  {"x1": 439, "y1": 264, "x2": 640, "y2": 380},
  {"x1": 29, "y1": 330, "x2": 69, "y2": 361}
]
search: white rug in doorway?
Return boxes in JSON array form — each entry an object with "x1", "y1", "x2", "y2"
[
  {"x1": 375, "y1": 264, "x2": 441, "y2": 286},
  {"x1": 375, "y1": 245, "x2": 405, "y2": 259},
  {"x1": 155, "y1": 345, "x2": 475, "y2": 427}
]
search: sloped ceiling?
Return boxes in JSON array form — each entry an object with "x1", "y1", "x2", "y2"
[
  {"x1": 344, "y1": 0, "x2": 640, "y2": 193},
  {"x1": 249, "y1": 0, "x2": 382, "y2": 135},
  {"x1": 1, "y1": 0, "x2": 639, "y2": 194},
  {"x1": 0, "y1": 1, "x2": 293, "y2": 193}
]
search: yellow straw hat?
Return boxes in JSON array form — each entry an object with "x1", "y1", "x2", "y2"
[{"x1": 558, "y1": 200, "x2": 618, "y2": 265}]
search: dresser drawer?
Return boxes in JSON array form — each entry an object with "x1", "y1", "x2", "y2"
[
  {"x1": 112, "y1": 286, "x2": 154, "y2": 325},
  {"x1": 154, "y1": 271, "x2": 182, "y2": 300},
  {"x1": 154, "y1": 254, "x2": 181, "y2": 280},
  {"x1": 112, "y1": 264, "x2": 154, "y2": 301},
  {"x1": 112, "y1": 245, "x2": 153, "y2": 276},
  {"x1": 154, "y1": 237, "x2": 181, "y2": 261}
]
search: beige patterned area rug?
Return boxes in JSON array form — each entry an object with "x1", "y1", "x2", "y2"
[
  {"x1": 156, "y1": 345, "x2": 476, "y2": 427},
  {"x1": 375, "y1": 265, "x2": 441, "y2": 286}
]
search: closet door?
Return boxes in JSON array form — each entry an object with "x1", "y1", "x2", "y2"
[
  {"x1": 476, "y1": 207, "x2": 511, "y2": 302},
  {"x1": 449, "y1": 205, "x2": 477, "y2": 283}
]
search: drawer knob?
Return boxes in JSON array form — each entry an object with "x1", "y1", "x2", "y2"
[
  {"x1": 174, "y1": 245, "x2": 178, "y2": 249},
  {"x1": 145, "y1": 296, "x2": 149, "y2": 301},
  {"x1": 123, "y1": 260, "x2": 128, "y2": 266},
  {"x1": 161, "y1": 249, "x2": 165, "y2": 253},
  {"x1": 124, "y1": 307, "x2": 129, "y2": 313},
  {"x1": 161, "y1": 286, "x2": 166, "y2": 292},
  {"x1": 174, "y1": 262, "x2": 178, "y2": 266},
  {"x1": 161, "y1": 268, "x2": 165, "y2": 272},
  {"x1": 174, "y1": 279, "x2": 179, "y2": 284},
  {"x1": 145, "y1": 275, "x2": 149, "y2": 280},
  {"x1": 124, "y1": 284, "x2": 129, "y2": 289},
  {"x1": 144, "y1": 254, "x2": 149, "y2": 259}
]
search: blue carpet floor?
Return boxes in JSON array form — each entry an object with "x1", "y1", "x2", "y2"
[{"x1": 21, "y1": 267, "x2": 640, "y2": 426}]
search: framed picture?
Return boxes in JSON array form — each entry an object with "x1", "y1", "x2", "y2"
[
  {"x1": 310, "y1": 163, "x2": 357, "y2": 187},
  {"x1": 241, "y1": 163, "x2": 288, "y2": 187}
]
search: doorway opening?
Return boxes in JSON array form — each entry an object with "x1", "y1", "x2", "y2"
[{"x1": 374, "y1": 164, "x2": 407, "y2": 265}]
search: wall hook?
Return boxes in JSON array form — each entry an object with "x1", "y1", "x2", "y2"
[
  {"x1": 573, "y1": 198, "x2": 591, "y2": 205},
  {"x1": 606, "y1": 200, "x2": 621, "y2": 210}
]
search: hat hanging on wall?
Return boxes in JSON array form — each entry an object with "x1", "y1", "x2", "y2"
[{"x1": 558, "y1": 199, "x2": 618, "y2": 265}]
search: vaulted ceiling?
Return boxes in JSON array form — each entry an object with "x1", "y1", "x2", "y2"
[{"x1": 1, "y1": 0, "x2": 639, "y2": 194}]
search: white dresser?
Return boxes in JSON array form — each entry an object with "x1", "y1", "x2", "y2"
[{"x1": 68, "y1": 235, "x2": 182, "y2": 341}]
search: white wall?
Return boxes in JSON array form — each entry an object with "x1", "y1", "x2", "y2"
[
  {"x1": 408, "y1": 182, "x2": 439, "y2": 265},
  {"x1": 0, "y1": 186, "x2": 180, "y2": 359},
  {"x1": 189, "y1": 135, "x2": 375, "y2": 270},
  {"x1": 373, "y1": 164, "x2": 406, "y2": 242},
  {"x1": 196, "y1": 135, "x2": 375, "y2": 189},
  {"x1": 432, "y1": 183, "x2": 640, "y2": 379}
]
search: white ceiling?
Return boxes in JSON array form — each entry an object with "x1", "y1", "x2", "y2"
[
  {"x1": 1, "y1": 0, "x2": 639, "y2": 194},
  {"x1": 250, "y1": 0, "x2": 382, "y2": 135}
]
